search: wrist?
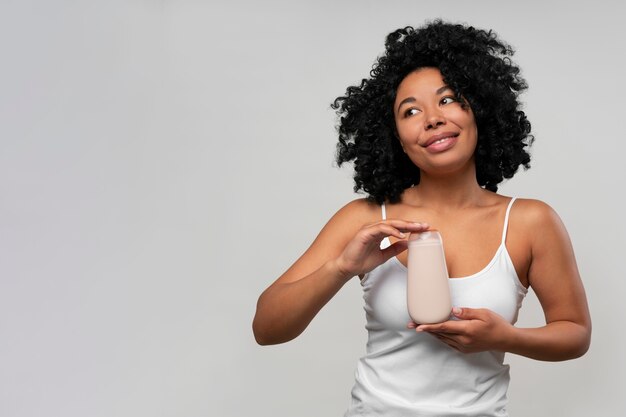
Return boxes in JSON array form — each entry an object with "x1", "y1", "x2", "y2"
[
  {"x1": 328, "y1": 258, "x2": 353, "y2": 284},
  {"x1": 501, "y1": 323, "x2": 521, "y2": 353}
]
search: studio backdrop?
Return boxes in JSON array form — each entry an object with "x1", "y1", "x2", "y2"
[{"x1": 0, "y1": 1, "x2": 624, "y2": 416}]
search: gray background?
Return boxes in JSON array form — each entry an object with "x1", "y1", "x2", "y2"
[{"x1": 1, "y1": 0, "x2": 624, "y2": 416}]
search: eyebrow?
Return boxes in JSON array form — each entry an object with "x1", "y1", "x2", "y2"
[
  {"x1": 436, "y1": 85, "x2": 452, "y2": 95},
  {"x1": 396, "y1": 85, "x2": 453, "y2": 114}
]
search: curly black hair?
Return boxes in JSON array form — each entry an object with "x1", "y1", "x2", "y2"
[{"x1": 332, "y1": 20, "x2": 533, "y2": 204}]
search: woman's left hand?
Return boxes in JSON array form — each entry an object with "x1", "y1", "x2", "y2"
[{"x1": 408, "y1": 307, "x2": 514, "y2": 354}]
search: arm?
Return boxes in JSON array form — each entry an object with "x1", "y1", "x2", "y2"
[
  {"x1": 253, "y1": 199, "x2": 428, "y2": 345},
  {"x1": 505, "y1": 201, "x2": 591, "y2": 360},
  {"x1": 414, "y1": 200, "x2": 591, "y2": 361}
]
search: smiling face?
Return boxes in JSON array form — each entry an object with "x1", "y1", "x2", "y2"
[{"x1": 394, "y1": 67, "x2": 478, "y2": 176}]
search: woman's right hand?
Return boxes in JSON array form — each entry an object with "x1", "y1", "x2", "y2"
[
  {"x1": 254, "y1": 200, "x2": 429, "y2": 345},
  {"x1": 334, "y1": 220, "x2": 429, "y2": 279}
]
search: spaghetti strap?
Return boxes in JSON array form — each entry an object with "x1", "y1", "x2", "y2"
[
  {"x1": 381, "y1": 203, "x2": 387, "y2": 220},
  {"x1": 501, "y1": 198, "x2": 517, "y2": 244}
]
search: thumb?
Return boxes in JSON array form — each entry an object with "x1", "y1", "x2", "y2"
[
  {"x1": 452, "y1": 307, "x2": 484, "y2": 320},
  {"x1": 380, "y1": 239, "x2": 408, "y2": 261}
]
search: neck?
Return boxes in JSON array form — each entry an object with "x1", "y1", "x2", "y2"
[{"x1": 403, "y1": 166, "x2": 487, "y2": 210}]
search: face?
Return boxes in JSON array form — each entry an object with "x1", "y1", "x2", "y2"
[{"x1": 394, "y1": 67, "x2": 478, "y2": 175}]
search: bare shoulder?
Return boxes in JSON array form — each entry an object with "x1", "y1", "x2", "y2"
[
  {"x1": 274, "y1": 198, "x2": 382, "y2": 284},
  {"x1": 510, "y1": 198, "x2": 570, "y2": 248},
  {"x1": 330, "y1": 198, "x2": 382, "y2": 225},
  {"x1": 511, "y1": 198, "x2": 563, "y2": 228},
  {"x1": 318, "y1": 198, "x2": 383, "y2": 241}
]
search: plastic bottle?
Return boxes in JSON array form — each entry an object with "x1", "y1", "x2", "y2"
[{"x1": 407, "y1": 230, "x2": 452, "y2": 324}]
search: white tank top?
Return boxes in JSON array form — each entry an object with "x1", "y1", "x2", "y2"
[{"x1": 345, "y1": 198, "x2": 527, "y2": 417}]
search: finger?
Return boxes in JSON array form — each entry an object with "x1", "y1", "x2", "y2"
[
  {"x1": 417, "y1": 321, "x2": 464, "y2": 335},
  {"x1": 452, "y1": 307, "x2": 486, "y2": 320},
  {"x1": 407, "y1": 321, "x2": 417, "y2": 329},
  {"x1": 362, "y1": 219, "x2": 430, "y2": 235},
  {"x1": 363, "y1": 220, "x2": 431, "y2": 243},
  {"x1": 377, "y1": 219, "x2": 430, "y2": 232},
  {"x1": 380, "y1": 240, "x2": 409, "y2": 261},
  {"x1": 415, "y1": 323, "x2": 444, "y2": 332},
  {"x1": 365, "y1": 224, "x2": 409, "y2": 241}
]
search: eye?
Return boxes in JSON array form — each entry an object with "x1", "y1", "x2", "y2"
[
  {"x1": 440, "y1": 96, "x2": 456, "y2": 105},
  {"x1": 403, "y1": 108, "x2": 420, "y2": 117}
]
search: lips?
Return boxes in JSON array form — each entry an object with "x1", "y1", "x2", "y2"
[{"x1": 421, "y1": 132, "x2": 460, "y2": 148}]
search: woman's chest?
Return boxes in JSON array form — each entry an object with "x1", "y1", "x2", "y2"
[
  {"x1": 362, "y1": 255, "x2": 526, "y2": 331},
  {"x1": 388, "y1": 204, "x2": 531, "y2": 286}
]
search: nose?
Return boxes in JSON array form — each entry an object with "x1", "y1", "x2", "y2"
[{"x1": 424, "y1": 108, "x2": 445, "y2": 130}]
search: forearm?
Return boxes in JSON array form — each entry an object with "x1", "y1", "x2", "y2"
[
  {"x1": 505, "y1": 321, "x2": 591, "y2": 361},
  {"x1": 253, "y1": 260, "x2": 351, "y2": 345}
]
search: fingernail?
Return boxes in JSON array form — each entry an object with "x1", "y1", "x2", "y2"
[
  {"x1": 453, "y1": 307, "x2": 462, "y2": 315},
  {"x1": 399, "y1": 232, "x2": 406, "y2": 238}
]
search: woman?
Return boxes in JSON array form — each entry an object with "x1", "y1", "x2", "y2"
[{"x1": 253, "y1": 20, "x2": 591, "y2": 416}]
